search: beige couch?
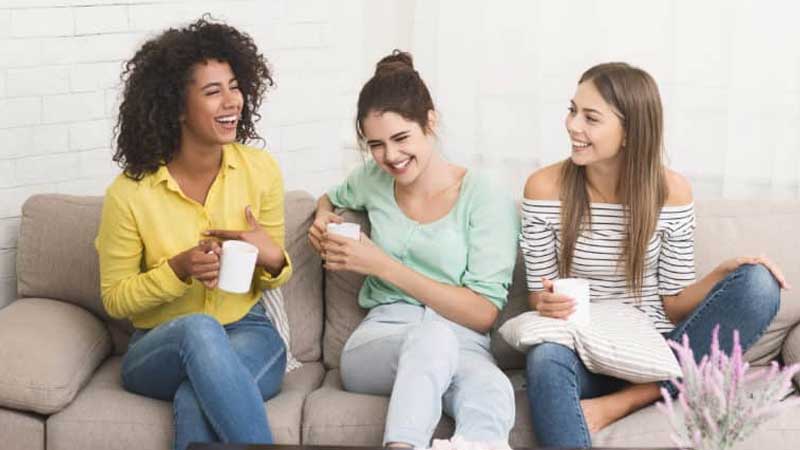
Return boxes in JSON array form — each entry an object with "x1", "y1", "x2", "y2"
[{"x1": 1, "y1": 191, "x2": 799, "y2": 450}]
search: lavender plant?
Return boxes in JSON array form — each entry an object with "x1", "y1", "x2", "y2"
[{"x1": 657, "y1": 325, "x2": 800, "y2": 450}]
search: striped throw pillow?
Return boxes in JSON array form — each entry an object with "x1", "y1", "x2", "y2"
[
  {"x1": 498, "y1": 302, "x2": 680, "y2": 383},
  {"x1": 260, "y1": 288, "x2": 302, "y2": 372}
]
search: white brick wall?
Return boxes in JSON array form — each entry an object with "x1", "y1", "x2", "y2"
[
  {"x1": 10, "y1": 7, "x2": 75, "y2": 37},
  {"x1": 0, "y1": 217, "x2": 20, "y2": 249},
  {"x1": 7, "y1": 65, "x2": 70, "y2": 96},
  {"x1": 0, "y1": 277, "x2": 15, "y2": 310},
  {"x1": 0, "y1": 97, "x2": 41, "y2": 127},
  {"x1": 69, "y1": 119, "x2": 112, "y2": 150},
  {"x1": 41, "y1": 33, "x2": 143, "y2": 64},
  {"x1": 10, "y1": 0, "x2": 796, "y2": 313},
  {"x1": 416, "y1": 0, "x2": 800, "y2": 199},
  {"x1": 0, "y1": 0, "x2": 369, "y2": 308},
  {"x1": 0, "y1": 38, "x2": 43, "y2": 67},
  {"x1": 0, "y1": 9, "x2": 10, "y2": 38},
  {"x1": 0, "y1": 70, "x2": 6, "y2": 97},
  {"x1": 70, "y1": 62, "x2": 122, "y2": 92},
  {"x1": 43, "y1": 91, "x2": 106, "y2": 123},
  {"x1": 74, "y1": 5, "x2": 128, "y2": 35}
]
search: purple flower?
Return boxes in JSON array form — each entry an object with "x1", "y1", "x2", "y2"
[{"x1": 658, "y1": 325, "x2": 799, "y2": 450}]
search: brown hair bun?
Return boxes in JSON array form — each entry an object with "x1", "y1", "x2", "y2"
[{"x1": 374, "y1": 49, "x2": 415, "y2": 76}]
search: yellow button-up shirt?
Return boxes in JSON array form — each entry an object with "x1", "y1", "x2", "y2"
[{"x1": 95, "y1": 143, "x2": 292, "y2": 329}]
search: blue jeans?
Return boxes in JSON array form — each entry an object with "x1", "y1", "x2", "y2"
[
  {"x1": 525, "y1": 263, "x2": 781, "y2": 448},
  {"x1": 121, "y1": 302, "x2": 287, "y2": 450}
]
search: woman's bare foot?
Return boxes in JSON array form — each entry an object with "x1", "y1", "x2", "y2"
[
  {"x1": 580, "y1": 396, "x2": 628, "y2": 432},
  {"x1": 580, "y1": 383, "x2": 662, "y2": 433}
]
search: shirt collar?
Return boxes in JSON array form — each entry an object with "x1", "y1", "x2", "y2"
[
  {"x1": 150, "y1": 144, "x2": 238, "y2": 188},
  {"x1": 151, "y1": 165, "x2": 171, "y2": 187}
]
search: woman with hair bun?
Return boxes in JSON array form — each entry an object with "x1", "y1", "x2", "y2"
[
  {"x1": 307, "y1": 50, "x2": 518, "y2": 448},
  {"x1": 96, "y1": 17, "x2": 290, "y2": 450}
]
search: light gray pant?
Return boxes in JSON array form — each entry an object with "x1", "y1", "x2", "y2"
[{"x1": 340, "y1": 303, "x2": 515, "y2": 448}]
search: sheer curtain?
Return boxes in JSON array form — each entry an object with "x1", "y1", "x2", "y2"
[{"x1": 384, "y1": 0, "x2": 800, "y2": 200}]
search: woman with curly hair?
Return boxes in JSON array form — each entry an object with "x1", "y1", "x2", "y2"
[{"x1": 95, "y1": 17, "x2": 290, "y2": 450}]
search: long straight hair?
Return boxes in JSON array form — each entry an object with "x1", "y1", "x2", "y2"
[{"x1": 559, "y1": 63, "x2": 668, "y2": 296}]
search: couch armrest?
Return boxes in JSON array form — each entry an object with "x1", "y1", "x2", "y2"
[
  {"x1": 781, "y1": 323, "x2": 800, "y2": 390},
  {"x1": 0, "y1": 298, "x2": 111, "y2": 414}
]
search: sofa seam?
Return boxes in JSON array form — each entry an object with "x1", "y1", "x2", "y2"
[{"x1": 303, "y1": 424, "x2": 390, "y2": 429}]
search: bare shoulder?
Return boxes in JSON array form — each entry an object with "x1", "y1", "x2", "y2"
[
  {"x1": 524, "y1": 162, "x2": 562, "y2": 201},
  {"x1": 664, "y1": 168, "x2": 693, "y2": 206}
]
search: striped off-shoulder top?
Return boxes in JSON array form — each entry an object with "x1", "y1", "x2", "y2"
[{"x1": 520, "y1": 200, "x2": 696, "y2": 332}]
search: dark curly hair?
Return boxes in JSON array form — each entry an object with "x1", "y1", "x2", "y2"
[{"x1": 113, "y1": 15, "x2": 273, "y2": 180}]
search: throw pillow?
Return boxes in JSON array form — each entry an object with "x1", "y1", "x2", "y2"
[
  {"x1": 498, "y1": 302, "x2": 681, "y2": 383},
  {"x1": 261, "y1": 287, "x2": 302, "y2": 372}
]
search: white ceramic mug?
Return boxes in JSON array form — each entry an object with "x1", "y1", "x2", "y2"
[
  {"x1": 217, "y1": 240, "x2": 259, "y2": 294},
  {"x1": 326, "y1": 222, "x2": 361, "y2": 240},
  {"x1": 553, "y1": 278, "x2": 591, "y2": 327}
]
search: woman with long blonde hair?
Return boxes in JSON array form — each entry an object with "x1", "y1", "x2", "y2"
[{"x1": 521, "y1": 62, "x2": 788, "y2": 447}]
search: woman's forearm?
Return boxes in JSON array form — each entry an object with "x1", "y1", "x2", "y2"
[
  {"x1": 375, "y1": 257, "x2": 499, "y2": 333},
  {"x1": 663, "y1": 266, "x2": 728, "y2": 324}
]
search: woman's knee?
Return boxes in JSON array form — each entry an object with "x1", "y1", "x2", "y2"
[
  {"x1": 732, "y1": 263, "x2": 781, "y2": 320},
  {"x1": 229, "y1": 321, "x2": 285, "y2": 361},
  {"x1": 470, "y1": 366, "x2": 514, "y2": 407},
  {"x1": 525, "y1": 343, "x2": 581, "y2": 405},
  {"x1": 525, "y1": 343, "x2": 579, "y2": 382},
  {"x1": 527, "y1": 343, "x2": 578, "y2": 369},
  {"x1": 402, "y1": 321, "x2": 459, "y2": 362},
  {"x1": 170, "y1": 314, "x2": 228, "y2": 353}
]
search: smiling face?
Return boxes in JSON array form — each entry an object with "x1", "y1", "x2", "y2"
[
  {"x1": 361, "y1": 110, "x2": 436, "y2": 186},
  {"x1": 565, "y1": 80, "x2": 626, "y2": 168},
  {"x1": 180, "y1": 59, "x2": 243, "y2": 151}
]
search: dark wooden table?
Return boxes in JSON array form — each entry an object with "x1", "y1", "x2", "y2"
[{"x1": 188, "y1": 444, "x2": 683, "y2": 450}]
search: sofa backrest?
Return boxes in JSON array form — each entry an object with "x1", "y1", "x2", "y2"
[
  {"x1": 16, "y1": 195, "x2": 133, "y2": 353},
  {"x1": 323, "y1": 199, "x2": 800, "y2": 370},
  {"x1": 691, "y1": 200, "x2": 800, "y2": 365},
  {"x1": 16, "y1": 191, "x2": 324, "y2": 361},
  {"x1": 322, "y1": 209, "x2": 371, "y2": 368}
]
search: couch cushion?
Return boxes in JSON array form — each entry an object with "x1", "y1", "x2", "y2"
[
  {"x1": 782, "y1": 323, "x2": 800, "y2": 389},
  {"x1": 0, "y1": 299, "x2": 111, "y2": 414},
  {"x1": 505, "y1": 368, "x2": 800, "y2": 449},
  {"x1": 17, "y1": 195, "x2": 133, "y2": 355},
  {"x1": 0, "y1": 408, "x2": 45, "y2": 450},
  {"x1": 302, "y1": 369, "x2": 454, "y2": 446},
  {"x1": 592, "y1": 393, "x2": 800, "y2": 449},
  {"x1": 47, "y1": 357, "x2": 324, "y2": 450},
  {"x1": 492, "y1": 251, "x2": 550, "y2": 370},
  {"x1": 322, "y1": 209, "x2": 371, "y2": 368},
  {"x1": 17, "y1": 195, "x2": 103, "y2": 308},
  {"x1": 307, "y1": 369, "x2": 800, "y2": 449},
  {"x1": 693, "y1": 200, "x2": 800, "y2": 365},
  {"x1": 280, "y1": 191, "x2": 324, "y2": 363}
]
